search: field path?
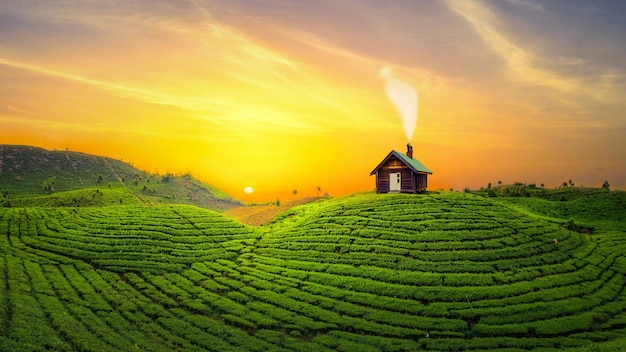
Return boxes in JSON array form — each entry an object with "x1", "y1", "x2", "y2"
[
  {"x1": 102, "y1": 158, "x2": 145, "y2": 205},
  {"x1": 224, "y1": 196, "x2": 322, "y2": 226}
]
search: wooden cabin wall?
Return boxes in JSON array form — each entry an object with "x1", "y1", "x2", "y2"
[
  {"x1": 376, "y1": 167, "x2": 415, "y2": 193},
  {"x1": 375, "y1": 157, "x2": 429, "y2": 193},
  {"x1": 400, "y1": 169, "x2": 414, "y2": 191},
  {"x1": 376, "y1": 171, "x2": 390, "y2": 192},
  {"x1": 415, "y1": 173, "x2": 428, "y2": 192}
]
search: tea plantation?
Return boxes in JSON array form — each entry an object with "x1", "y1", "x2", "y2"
[{"x1": 1, "y1": 192, "x2": 625, "y2": 351}]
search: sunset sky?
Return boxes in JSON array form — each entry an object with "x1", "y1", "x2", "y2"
[{"x1": 1, "y1": 0, "x2": 625, "y2": 201}]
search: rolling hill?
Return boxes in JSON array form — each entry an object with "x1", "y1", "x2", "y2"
[
  {"x1": 1, "y1": 191, "x2": 625, "y2": 351},
  {"x1": 0, "y1": 145, "x2": 241, "y2": 211}
]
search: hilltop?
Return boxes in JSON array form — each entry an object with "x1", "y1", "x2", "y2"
[
  {"x1": 0, "y1": 145, "x2": 241, "y2": 211},
  {"x1": 1, "y1": 191, "x2": 625, "y2": 351}
]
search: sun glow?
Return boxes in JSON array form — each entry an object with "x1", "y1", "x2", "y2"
[{"x1": 1, "y1": 0, "x2": 624, "y2": 200}]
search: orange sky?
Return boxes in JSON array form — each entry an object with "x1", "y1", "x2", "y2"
[{"x1": 1, "y1": 1, "x2": 625, "y2": 201}]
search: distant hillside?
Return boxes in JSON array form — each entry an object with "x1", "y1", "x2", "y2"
[
  {"x1": 498, "y1": 191, "x2": 626, "y2": 228},
  {"x1": 0, "y1": 145, "x2": 241, "y2": 211},
  {"x1": 469, "y1": 184, "x2": 626, "y2": 231}
]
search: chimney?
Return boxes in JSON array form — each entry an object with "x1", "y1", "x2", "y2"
[{"x1": 406, "y1": 143, "x2": 413, "y2": 159}]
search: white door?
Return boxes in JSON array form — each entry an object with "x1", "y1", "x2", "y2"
[{"x1": 390, "y1": 172, "x2": 401, "y2": 192}]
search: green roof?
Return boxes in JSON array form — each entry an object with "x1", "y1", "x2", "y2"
[
  {"x1": 394, "y1": 150, "x2": 433, "y2": 174},
  {"x1": 370, "y1": 150, "x2": 432, "y2": 175}
]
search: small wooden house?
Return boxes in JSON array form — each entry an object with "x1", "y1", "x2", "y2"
[{"x1": 370, "y1": 144, "x2": 432, "y2": 193}]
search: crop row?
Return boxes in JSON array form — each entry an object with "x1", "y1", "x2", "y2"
[
  {"x1": 2, "y1": 254, "x2": 297, "y2": 351},
  {"x1": 2, "y1": 206, "x2": 259, "y2": 273},
  {"x1": 1, "y1": 192, "x2": 625, "y2": 351},
  {"x1": 134, "y1": 260, "x2": 467, "y2": 339},
  {"x1": 257, "y1": 194, "x2": 626, "y2": 345}
]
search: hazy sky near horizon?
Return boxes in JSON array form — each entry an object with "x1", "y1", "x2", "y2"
[{"x1": 1, "y1": 0, "x2": 625, "y2": 199}]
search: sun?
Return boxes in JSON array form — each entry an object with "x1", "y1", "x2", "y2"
[{"x1": 244, "y1": 186, "x2": 254, "y2": 194}]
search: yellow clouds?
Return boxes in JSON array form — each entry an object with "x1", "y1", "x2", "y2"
[
  {"x1": 3, "y1": 0, "x2": 624, "y2": 196},
  {"x1": 0, "y1": 57, "x2": 170, "y2": 105},
  {"x1": 1, "y1": 2, "x2": 391, "y2": 199}
]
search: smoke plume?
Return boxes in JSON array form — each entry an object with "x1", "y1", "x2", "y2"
[{"x1": 379, "y1": 66, "x2": 418, "y2": 141}]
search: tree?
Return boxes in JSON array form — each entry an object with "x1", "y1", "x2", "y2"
[
  {"x1": 487, "y1": 182, "x2": 491, "y2": 189},
  {"x1": 292, "y1": 189, "x2": 298, "y2": 195},
  {"x1": 566, "y1": 218, "x2": 580, "y2": 232},
  {"x1": 497, "y1": 180, "x2": 502, "y2": 185},
  {"x1": 42, "y1": 177, "x2": 55, "y2": 193},
  {"x1": 602, "y1": 180, "x2": 610, "y2": 190},
  {"x1": 97, "y1": 174, "x2": 104, "y2": 185},
  {"x1": 316, "y1": 186, "x2": 321, "y2": 197},
  {"x1": 520, "y1": 186, "x2": 530, "y2": 197},
  {"x1": 276, "y1": 197, "x2": 281, "y2": 207}
]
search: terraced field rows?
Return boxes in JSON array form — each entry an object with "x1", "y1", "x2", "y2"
[
  {"x1": 250, "y1": 193, "x2": 626, "y2": 350},
  {"x1": 0, "y1": 193, "x2": 625, "y2": 351}
]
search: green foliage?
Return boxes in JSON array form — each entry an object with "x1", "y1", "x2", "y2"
[
  {"x1": 0, "y1": 145, "x2": 241, "y2": 212},
  {"x1": 0, "y1": 191, "x2": 625, "y2": 351},
  {"x1": 498, "y1": 190, "x2": 626, "y2": 228},
  {"x1": 9, "y1": 187, "x2": 141, "y2": 207}
]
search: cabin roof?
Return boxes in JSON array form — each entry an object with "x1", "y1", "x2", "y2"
[{"x1": 370, "y1": 150, "x2": 433, "y2": 175}]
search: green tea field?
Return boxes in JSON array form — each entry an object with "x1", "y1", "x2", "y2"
[{"x1": 1, "y1": 192, "x2": 625, "y2": 351}]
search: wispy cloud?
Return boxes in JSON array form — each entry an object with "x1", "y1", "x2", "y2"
[
  {"x1": 0, "y1": 53, "x2": 326, "y2": 135},
  {"x1": 447, "y1": 0, "x2": 626, "y2": 119},
  {"x1": 0, "y1": 104, "x2": 36, "y2": 116},
  {"x1": 503, "y1": 0, "x2": 545, "y2": 12},
  {"x1": 2, "y1": 0, "x2": 625, "y2": 191},
  {"x1": 447, "y1": 0, "x2": 578, "y2": 92},
  {"x1": 0, "y1": 57, "x2": 175, "y2": 105}
]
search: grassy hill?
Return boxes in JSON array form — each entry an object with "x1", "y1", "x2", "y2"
[
  {"x1": 0, "y1": 145, "x2": 241, "y2": 211},
  {"x1": 497, "y1": 191, "x2": 626, "y2": 229},
  {"x1": 1, "y1": 191, "x2": 625, "y2": 351}
]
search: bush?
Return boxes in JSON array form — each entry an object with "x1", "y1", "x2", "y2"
[{"x1": 533, "y1": 313, "x2": 595, "y2": 335}]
